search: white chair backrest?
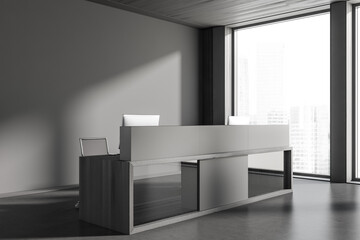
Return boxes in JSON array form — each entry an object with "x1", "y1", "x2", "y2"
[
  {"x1": 228, "y1": 116, "x2": 250, "y2": 125},
  {"x1": 122, "y1": 114, "x2": 160, "y2": 126},
  {"x1": 79, "y1": 138, "x2": 109, "y2": 156}
]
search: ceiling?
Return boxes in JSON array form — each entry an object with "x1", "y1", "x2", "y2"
[{"x1": 89, "y1": 0, "x2": 346, "y2": 28}]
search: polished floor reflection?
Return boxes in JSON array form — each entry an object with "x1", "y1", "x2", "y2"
[
  {"x1": 248, "y1": 170, "x2": 284, "y2": 197},
  {"x1": 1, "y1": 179, "x2": 360, "y2": 239}
]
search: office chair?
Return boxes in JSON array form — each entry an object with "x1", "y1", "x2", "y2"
[
  {"x1": 79, "y1": 137, "x2": 109, "y2": 157},
  {"x1": 76, "y1": 137, "x2": 109, "y2": 209}
]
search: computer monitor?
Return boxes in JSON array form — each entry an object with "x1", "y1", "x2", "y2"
[
  {"x1": 122, "y1": 114, "x2": 160, "y2": 126},
  {"x1": 228, "y1": 116, "x2": 250, "y2": 125}
]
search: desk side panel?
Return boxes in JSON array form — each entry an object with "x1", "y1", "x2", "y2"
[
  {"x1": 79, "y1": 155, "x2": 131, "y2": 234},
  {"x1": 111, "y1": 161, "x2": 132, "y2": 234},
  {"x1": 79, "y1": 156, "x2": 113, "y2": 228},
  {"x1": 284, "y1": 150, "x2": 293, "y2": 189}
]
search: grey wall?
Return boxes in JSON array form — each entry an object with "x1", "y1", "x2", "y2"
[{"x1": 0, "y1": 0, "x2": 199, "y2": 194}]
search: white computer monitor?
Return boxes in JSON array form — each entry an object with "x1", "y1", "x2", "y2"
[
  {"x1": 122, "y1": 114, "x2": 160, "y2": 126},
  {"x1": 228, "y1": 116, "x2": 250, "y2": 125}
]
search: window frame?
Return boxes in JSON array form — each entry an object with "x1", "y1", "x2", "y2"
[{"x1": 352, "y1": 3, "x2": 360, "y2": 181}]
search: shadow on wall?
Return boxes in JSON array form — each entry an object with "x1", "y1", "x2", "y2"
[{"x1": 0, "y1": 0, "x2": 199, "y2": 194}]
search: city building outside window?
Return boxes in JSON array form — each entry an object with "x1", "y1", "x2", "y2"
[{"x1": 234, "y1": 13, "x2": 330, "y2": 176}]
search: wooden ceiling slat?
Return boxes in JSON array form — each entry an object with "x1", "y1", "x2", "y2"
[{"x1": 90, "y1": 0, "x2": 340, "y2": 28}]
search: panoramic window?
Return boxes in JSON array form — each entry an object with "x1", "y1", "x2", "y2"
[{"x1": 234, "y1": 13, "x2": 330, "y2": 176}]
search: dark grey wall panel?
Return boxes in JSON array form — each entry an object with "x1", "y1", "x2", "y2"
[
  {"x1": 330, "y1": 1, "x2": 348, "y2": 183},
  {"x1": 200, "y1": 28, "x2": 214, "y2": 125},
  {"x1": 200, "y1": 27, "x2": 226, "y2": 125},
  {"x1": 213, "y1": 27, "x2": 226, "y2": 125}
]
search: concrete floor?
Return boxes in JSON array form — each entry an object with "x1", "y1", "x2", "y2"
[{"x1": 1, "y1": 179, "x2": 360, "y2": 240}]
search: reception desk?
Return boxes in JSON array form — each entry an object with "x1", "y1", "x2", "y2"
[{"x1": 79, "y1": 125, "x2": 292, "y2": 234}]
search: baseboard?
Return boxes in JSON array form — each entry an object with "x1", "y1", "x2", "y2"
[
  {"x1": 293, "y1": 175, "x2": 330, "y2": 182},
  {"x1": 347, "y1": 181, "x2": 360, "y2": 185},
  {"x1": 0, "y1": 184, "x2": 79, "y2": 199}
]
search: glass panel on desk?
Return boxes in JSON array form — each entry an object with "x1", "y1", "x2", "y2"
[
  {"x1": 248, "y1": 152, "x2": 284, "y2": 197},
  {"x1": 133, "y1": 161, "x2": 198, "y2": 226}
]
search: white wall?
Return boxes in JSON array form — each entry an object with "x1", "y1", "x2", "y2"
[{"x1": 0, "y1": 0, "x2": 199, "y2": 194}]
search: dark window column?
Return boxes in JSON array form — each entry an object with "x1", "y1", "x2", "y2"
[
  {"x1": 200, "y1": 26, "x2": 226, "y2": 125},
  {"x1": 330, "y1": 1, "x2": 350, "y2": 183}
]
